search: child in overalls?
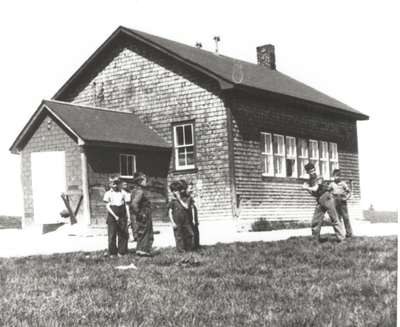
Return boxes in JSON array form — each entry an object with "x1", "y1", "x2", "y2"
[
  {"x1": 180, "y1": 180, "x2": 200, "y2": 250},
  {"x1": 329, "y1": 169, "x2": 353, "y2": 238},
  {"x1": 103, "y1": 177, "x2": 130, "y2": 256},
  {"x1": 168, "y1": 181, "x2": 194, "y2": 252}
]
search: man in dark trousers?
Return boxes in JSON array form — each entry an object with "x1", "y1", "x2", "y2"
[{"x1": 302, "y1": 163, "x2": 345, "y2": 242}]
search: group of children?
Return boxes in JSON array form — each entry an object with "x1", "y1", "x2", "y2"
[
  {"x1": 103, "y1": 175, "x2": 200, "y2": 257},
  {"x1": 302, "y1": 164, "x2": 352, "y2": 242}
]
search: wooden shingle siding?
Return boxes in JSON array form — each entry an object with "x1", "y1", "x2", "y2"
[
  {"x1": 60, "y1": 38, "x2": 234, "y2": 221},
  {"x1": 231, "y1": 93, "x2": 363, "y2": 222}
]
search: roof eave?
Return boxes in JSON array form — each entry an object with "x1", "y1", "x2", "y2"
[{"x1": 228, "y1": 84, "x2": 369, "y2": 121}]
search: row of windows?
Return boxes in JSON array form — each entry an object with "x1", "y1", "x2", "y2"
[
  {"x1": 261, "y1": 132, "x2": 339, "y2": 179},
  {"x1": 117, "y1": 123, "x2": 340, "y2": 180}
]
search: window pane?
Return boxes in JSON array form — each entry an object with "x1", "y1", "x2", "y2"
[
  {"x1": 127, "y1": 155, "x2": 133, "y2": 176},
  {"x1": 274, "y1": 135, "x2": 284, "y2": 155},
  {"x1": 286, "y1": 137, "x2": 296, "y2": 157},
  {"x1": 321, "y1": 161, "x2": 329, "y2": 179},
  {"x1": 266, "y1": 155, "x2": 274, "y2": 175},
  {"x1": 330, "y1": 161, "x2": 339, "y2": 173},
  {"x1": 330, "y1": 143, "x2": 338, "y2": 160},
  {"x1": 260, "y1": 134, "x2": 266, "y2": 153},
  {"x1": 274, "y1": 156, "x2": 283, "y2": 175},
  {"x1": 184, "y1": 125, "x2": 193, "y2": 145},
  {"x1": 186, "y1": 146, "x2": 194, "y2": 165},
  {"x1": 266, "y1": 134, "x2": 272, "y2": 153},
  {"x1": 321, "y1": 141, "x2": 329, "y2": 159},
  {"x1": 310, "y1": 140, "x2": 319, "y2": 159},
  {"x1": 299, "y1": 138, "x2": 308, "y2": 157},
  {"x1": 120, "y1": 155, "x2": 127, "y2": 176},
  {"x1": 177, "y1": 148, "x2": 186, "y2": 166},
  {"x1": 176, "y1": 126, "x2": 184, "y2": 146},
  {"x1": 286, "y1": 158, "x2": 295, "y2": 177}
]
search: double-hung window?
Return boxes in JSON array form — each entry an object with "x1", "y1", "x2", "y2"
[
  {"x1": 261, "y1": 132, "x2": 274, "y2": 176},
  {"x1": 173, "y1": 122, "x2": 195, "y2": 170},
  {"x1": 309, "y1": 140, "x2": 320, "y2": 175},
  {"x1": 320, "y1": 141, "x2": 330, "y2": 179},
  {"x1": 329, "y1": 142, "x2": 339, "y2": 173},
  {"x1": 285, "y1": 136, "x2": 297, "y2": 178},
  {"x1": 120, "y1": 154, "x2": 136, "y2": 178},
  {"x1": 260, "y1": 132, "x2": 339, "y2": 179},
  {"x1": 273, "y1": 134, "x2": 286, "y2": 177},
  {"x1": 298, "y1": 138, "x2": 309, "y2": 178}
]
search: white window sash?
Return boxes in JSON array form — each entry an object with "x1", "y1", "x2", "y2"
[
  {"x1": 298, "y1": 138, "x2": 309, "y2": 178},
  {"x1": 174, "y1": 123, "x2": 195, "y2": 170},
  {"x1": 261, "y1": 132, "x2": 274, "y2": 176},
  {"x1": 286, "y1": 136, "x2": 297, "y2": 178},
  {"x1": 119, "y1": 154, "x2": 136, "y2": 178},
  {"x1": 274, "y1": 134, "x2": 286, "y2": 177}
]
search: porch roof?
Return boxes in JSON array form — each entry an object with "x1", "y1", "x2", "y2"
[{"x1": 10, "y1": 100, "x2": 171, "y2": 153}]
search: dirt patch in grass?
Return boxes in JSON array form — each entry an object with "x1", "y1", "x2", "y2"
[{"x1": 0, "y1": 236, "x2": 396, "y2": 326}]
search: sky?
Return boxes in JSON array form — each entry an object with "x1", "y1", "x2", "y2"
[{"x1": 0, "y1": 0, "x2": 399, "y2": 215}]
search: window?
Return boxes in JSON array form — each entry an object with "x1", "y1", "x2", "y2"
[
  {"x1": 120, "y1": 154, "x2": 136, "y2": 178},
  {"x1": 309, "y1": 140, "x2": 320, "y2": 175},
  {"x1": 273, "y1": 134, "x2": 286, "y2": 177},
  {"x1": 173, "y1": 123, "x2": 195, "y2": 170},
  {"x1": 329, "y1": 142, "x2": 339, "y2": 173},
  {"x1": 261, "y1": 133, "x2": 274, "y2": 176},
  {"x1": 285, "y1": 136, "x2": 297, "y2": 177},
  {"x1": 298, "y1": 138, "x2": 309, "y2": 178},
  {"x1": 320, "y1": 141, "x2": 330, "y2": 179},
  {"x1": 259, "y1": 133, "x2": 338, "y2": 179}
]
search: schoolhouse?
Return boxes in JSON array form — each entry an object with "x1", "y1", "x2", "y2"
[{"x1": 10, "y1": 26, "x2": 369, "y2": 227}]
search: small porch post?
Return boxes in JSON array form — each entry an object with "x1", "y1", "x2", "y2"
[{"x1": 79, "y1": 140, "x2": 91, "y2": 225}]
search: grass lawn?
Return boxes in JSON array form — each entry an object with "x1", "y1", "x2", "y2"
[{"x1": 0, "y1": 236, "x2": 396, "y2": 326}]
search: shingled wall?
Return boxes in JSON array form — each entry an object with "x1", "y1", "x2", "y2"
[
  {"x1": 230, "y1": 93, "x2": 362, "y2": 221},
  {"x1": 20, "y1": 114, "x2": 83, "y2": 225},
  {"x1": 59, "y1": 37, "x2": 234, "y2": 221}
]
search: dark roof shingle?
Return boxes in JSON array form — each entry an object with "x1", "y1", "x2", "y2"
[{"x1": 10, "y1": 100, "x2": 170, "y2": 153}]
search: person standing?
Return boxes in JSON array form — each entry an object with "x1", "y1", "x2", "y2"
[
  {"x1": 103, "y1": 177, "x2": 130, "y2": 257},
  {"x1": 181, "y1": 180, "x2": 200, "y2": 250},
  {"x1": 302, "y1": 163, "x2": 345, "y2": 242},
  {"x1": 329, "y1": 169, "x2": 353, "y2": 238},
  {"x1": 168, "y1": 181, "x2": 194, "y2": 253},
  {"x1": 131, "y1": 172, "x2": 153, "y2": 256}
]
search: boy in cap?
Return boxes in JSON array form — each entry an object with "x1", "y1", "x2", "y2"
[
  {"x1": 103, "y1": 176, "x2": 130, "y2": 256},
  {"x1": 302, "y1": 163, "x2": 345, "y2": 242},
  {"x1": 329, "y1": 169, "x2": 353, "y2": 237}
]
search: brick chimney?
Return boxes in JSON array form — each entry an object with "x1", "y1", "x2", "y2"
[{"x1": 256, "y1": 44, "x2": 276, "y2": 70}]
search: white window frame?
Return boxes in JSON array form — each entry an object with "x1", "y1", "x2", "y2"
[
  {"x1": 320, "y1": 141, "x2": 330, "y2": 180},
  {"x1": 261, "y1": 132, "x2": 274, "y2": 176},
  {"x1": 173, "y1": 123, "x2": 195, "y2": 170},
  {"x1": 329, "y1": 142, "x2": 339, "y2": 173},
  {"x1": 119, "y1": 154, "x2": 136, "y2": 178},
  {"x1": 285, "y1": 136, "x2": 297, "y2": 178},
  {"x1": 273, "y1": 134, "x2": 286, "y2": 177},
  {"x1": 298, "y1": 138, "x2": 309, "y2": 178},
  {"x1": 309, "y1": 139, "x2": 320, "y2": 175}
]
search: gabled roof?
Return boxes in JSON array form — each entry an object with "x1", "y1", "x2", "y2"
[
  {"x1": 54, "y1": 26, "x2": 368, "y2": 120},
  {"x1": 10, "y1": 100, "x2": 171, "y2": 154}
]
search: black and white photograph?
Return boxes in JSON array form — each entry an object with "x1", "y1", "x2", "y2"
[{"x1": 0, "y1": 0, "x2": 398, "y2": 325}]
